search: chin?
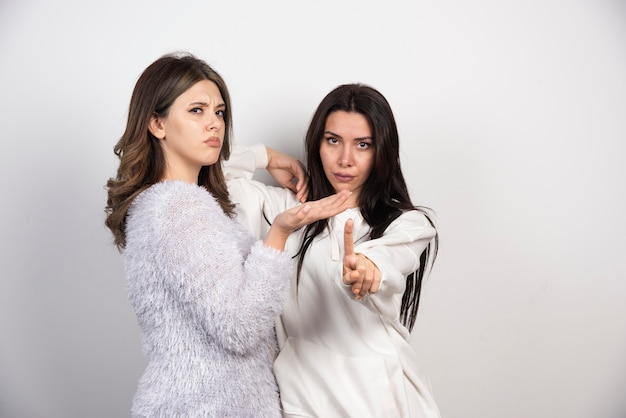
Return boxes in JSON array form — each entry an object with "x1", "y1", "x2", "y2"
[
  {"x1": 204, "y1": 155, "x2": 221, "y2": 166},
  {"x1": 333, "y1": 185, "x2": 352, "y2": 194}
]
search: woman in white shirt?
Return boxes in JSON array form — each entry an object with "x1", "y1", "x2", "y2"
[{"x1": 226, "y1": 83, "x2": 441, "y2": 418}]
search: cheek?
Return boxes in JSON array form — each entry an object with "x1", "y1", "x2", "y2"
[
  {"x1": 360, "y1": 154, "x2": 375, "y2": 175},
  {"x1": 319, "y1": 149, "x2": 333, "y2": 171}
]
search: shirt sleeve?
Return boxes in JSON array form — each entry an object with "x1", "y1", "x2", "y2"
[
  {"x1": 224, "y1": 143, "x2": 301, "y2": 239},
  {"x1": 223, "y1": 143, "x2": 269, "y2": 181},
  {"x1": 353, "y1": 210, "x2": 437, "y2": 322}
]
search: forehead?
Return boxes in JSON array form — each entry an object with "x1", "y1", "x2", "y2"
[
  {"x1": 325, "y1": 111, "x2": 371, "y2": 137},
  {"x1": 177, "y1": 79, "x2": 223, "y2": 103}
]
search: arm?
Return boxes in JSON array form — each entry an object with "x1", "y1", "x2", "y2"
[
  {"x1": 344, "y1": 210, "x2": 437, "y2": 321},
  {"x1": 264, "y1": 190, "x2": 351, "y2": 251},
  {"x1": 157, "y1": 185, "x2": 351, "y2": 354},
  {"x1": 224, "y1": 144, "x2": 304, "y2": 238},
  {"x1": 155, "y1": 185, "x2": 293, "y2": 355},
  {"x1": 223, "y1": 143, "x2": 268, "y2": 181},
  {"x1": 265, "y1": 146, "x2": 308, "y2": 203},
  {"x1": 224, "y1": 143, "x2": 308, "y2": 201}
]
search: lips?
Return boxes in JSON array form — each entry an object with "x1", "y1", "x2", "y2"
[
  {"x1": 334, "y1": 173, "x2": 354, "y2": 182},
  {"x1": 205, "y1": 137, "x2": 221, "y2": 147}
]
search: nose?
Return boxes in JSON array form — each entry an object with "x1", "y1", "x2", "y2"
[
  {"x1": 206, "y1": 112, "x2": 222, "y2": 131},
  {"x1": 338, "y1": 145, "x2": 353, "y2": 167}
]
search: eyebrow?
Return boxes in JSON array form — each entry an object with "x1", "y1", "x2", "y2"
[
  {"x1": 324, "y1": 130, "x2": 373, "y2": 141},
  {"x1": 188, "y1": 102, "x2": 226, "y2": 109}
]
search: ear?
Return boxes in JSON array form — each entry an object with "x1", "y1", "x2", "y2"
[{"x1": 148, "y1": 114, "x2": 166, "y2": 139}]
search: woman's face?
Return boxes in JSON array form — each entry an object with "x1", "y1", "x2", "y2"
[
  {"x1": 150, "y1": 79, "x2": 225, "y2": 182},
  {"x1": 319, "y1": 110, "x2": 375, "y2": 207}
]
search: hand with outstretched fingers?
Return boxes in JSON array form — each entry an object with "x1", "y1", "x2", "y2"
[
  {"x1": 265, "y1": 190, "x2": 351, "y2": 251},
  {"x1": 342, "y1": 218, "x2": 381, "y2": 300}
]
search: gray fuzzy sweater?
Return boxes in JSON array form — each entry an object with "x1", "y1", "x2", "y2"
[{"x1": 124, "y1": 180, "x2": 291, "y2": 418}]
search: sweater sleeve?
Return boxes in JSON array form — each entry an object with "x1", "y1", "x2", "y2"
[
  {"x1": 151, "y1": 183, "x2": 293, "y2": 355},
  {"x1": 352, "y1": 210, "x2": 437, "y2": 322}
]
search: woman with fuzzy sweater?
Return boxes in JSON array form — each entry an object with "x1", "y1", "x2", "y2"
[{"x1": 104, "y1": 53, "x2": 350, "y2": 418}]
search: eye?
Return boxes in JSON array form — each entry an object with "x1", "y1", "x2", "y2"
[
  {"x1": 216, "y1": 109, "x2": 226, "y2": 118},
  {"x1": 189, "y1": 107, "x2": 203, "y2": 114},
  {"x1": 325, "y1": 136, "x2": 339, "y2": 145},
  {"x1": 357, "y1": 141, "x2": 371, "y2": 150}
]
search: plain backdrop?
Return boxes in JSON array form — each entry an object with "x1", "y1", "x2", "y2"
[{"x1": 1, "y1": 1, "x2": 625, "y2": 417}]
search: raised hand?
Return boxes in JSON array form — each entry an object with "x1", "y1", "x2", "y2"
[
  {"x1": 343, "y1": 219, "x2": 381, "y2": 300},
  {"x1": 266, "y1": 147, "x2": 309, "y2": 202}
]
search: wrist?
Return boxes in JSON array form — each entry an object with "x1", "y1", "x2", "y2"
[
  {"x1": 264, "y1": 146, "x2": 275, "y2": 169},
  {"x1": 264, "y1": 226, "x2": 290, "y2": 251}
]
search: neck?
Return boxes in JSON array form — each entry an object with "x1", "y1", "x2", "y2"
[{"x1": 161, "y1": 167, "x2": 199, "y2": 184}]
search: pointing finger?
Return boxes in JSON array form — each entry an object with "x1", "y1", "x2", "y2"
[{"x1": 344, "y1": 218, "x2": 355, "y2": 259}]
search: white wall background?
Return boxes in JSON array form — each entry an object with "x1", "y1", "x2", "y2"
[{"x1": 1, "y1": 1, "x2": 624, "y2": 417}]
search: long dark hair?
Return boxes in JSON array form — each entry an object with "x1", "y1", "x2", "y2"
[
  {"x1": 105, "y1": 52, "x2": 235, "y2": 250},
  {"x1": 295, "y1": 83, "x2": 438, "y2": 331}
]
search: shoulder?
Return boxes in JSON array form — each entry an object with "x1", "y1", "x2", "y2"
[
  {"x1": 133, "y1": 181, "x2": 217, "y2": 211},
  {"x1": 128, "y1": 181, "x2": 223, "y2": 230},
  {"x1": 138, "y1": 180, "x2": 211, "y2": 200},
  {"x1": 385, "y1": 208, "x2": 437, "y2": 239},
  {"x1": 126, "y1": 181, "x2": 236, "y2": 253},
  {"x1": 398, "y1": 208, "x2": 436, "y2": 227}
]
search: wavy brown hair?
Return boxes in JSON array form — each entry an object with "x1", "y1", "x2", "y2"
[
  {"x1": 295, "y1": 83, "x2": 438, "y2": 332},
  {"x1": 105, "y1": 53, "x2": 235, "y2": 250}
]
